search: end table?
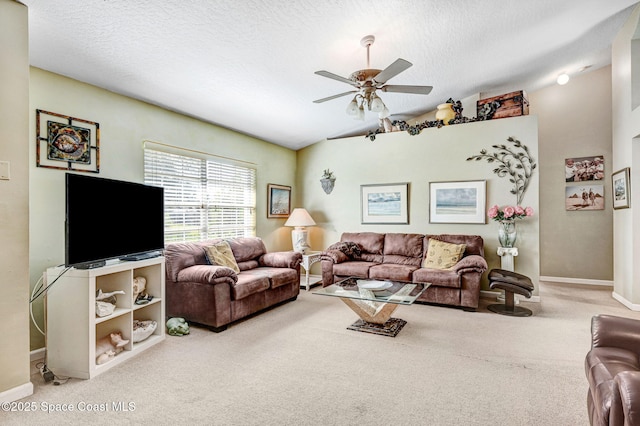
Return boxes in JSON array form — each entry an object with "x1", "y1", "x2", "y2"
[{"x1": 300, "y1": 251, "x2": 322, "y2": 291}]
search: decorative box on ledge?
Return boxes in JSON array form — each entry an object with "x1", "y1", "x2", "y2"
[{"x1": 477, "y1": 90, "x2": 529, "y2": 120}]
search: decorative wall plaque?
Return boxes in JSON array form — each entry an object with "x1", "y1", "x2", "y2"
[{"x1": 36, "y1": 109, "x2": 100, "y2": 173}]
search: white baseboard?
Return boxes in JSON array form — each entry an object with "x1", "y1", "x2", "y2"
[
  {"x1": 30, "y1": 347, "x2": 45, "y2": 362},
  {"x1": 539, "y1": 276, "x2": 613, "y2": 286},
  {"x1": 480, "y1": 290, "x2": 540, "y2": 303},
  {"x1": 0, "y1": 381, "x2": 33, "y2": 403},
  {"x1": 612, "y1": 291, "x2": 640, "y2": 311}
]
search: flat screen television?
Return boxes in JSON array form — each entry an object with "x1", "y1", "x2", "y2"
[{"x1": 65, "y1": 173, "x2": 164, "y2": 268}]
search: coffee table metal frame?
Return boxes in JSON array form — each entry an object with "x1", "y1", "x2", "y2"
[{"x1": 313, "y1": 277, "x2": 429, "y2": 337}]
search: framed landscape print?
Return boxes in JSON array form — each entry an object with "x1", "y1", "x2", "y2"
[
  {"x1": 565, "y1": 185, "x2": 604, "y2": 211},
  {"x1": 612, "y1": 167, "x2": 631, "y2": 209},
  {"x1": 360, "y1": 183, "x2": 409, "y2": 224},
  {"x1": 267, "y1": 183, "x2": 291, "y2": 218},
  {"x1": 429, "y1": 180, "x2": 486, "y2": 224}
]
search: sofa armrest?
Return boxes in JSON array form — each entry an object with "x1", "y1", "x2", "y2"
[
  {"x1": 451, "y1": 254, "x2": 488, "y2": 275},
  {"x1": 176, "y1": 264, "x2": 237, "y2": 284},
  {"x1": 259, "y1": 251, "x2": 302, "y2": 269},
  {"x1": 614, "y1": 371, "x2": 640, "y2": 426},
  {"x1": 591, "y1": 315, "x2": 640, "y2": 352},
  {"x1": 320, "y1": 249, "x2": 349, "y2": 264}
]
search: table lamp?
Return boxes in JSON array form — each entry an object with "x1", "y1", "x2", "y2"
[{"x1": 284, "y1": 208, "x2": 316, "y2": 253}]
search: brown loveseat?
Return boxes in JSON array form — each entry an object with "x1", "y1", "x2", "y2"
[
  {"x1": 585, "y1": 314, "x2": 640, "y2": 425},
  {"x1": 321, "y1": 232, "x2": 487, "y2": 310},
  {"x1": 165, "y1": 237, "x2": 301, "y2": 332}
]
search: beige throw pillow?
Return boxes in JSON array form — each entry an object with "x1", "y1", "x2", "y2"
[
  {"x1": 204, "y1": 241, "x2": 240, "y2": 273},
  {"x1": 422, "y1": 239, "x2": 466, "y2": 270}
]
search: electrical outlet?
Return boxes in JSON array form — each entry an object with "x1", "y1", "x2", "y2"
[{"x1": 40, "y1": 366, "x2": 54, "y2": 383}]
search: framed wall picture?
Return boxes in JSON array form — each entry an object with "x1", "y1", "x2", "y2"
[
  {"x1": 36, "y1": 109, "x2": 100, "y2": 173},
  {"x1": 565, "y1": 184, "x2": 604, "y2": 211},
  {"x1": 612, "y1": 167, "x2": 631, "y2": 209},
  {"x1": 267, "y1": 183, "x2": 291, "y2": 218},
  {"x1": 565, "y1": 155, "x2": 604, "y2": 182},
  {"x1": 429, "y1": 180, "x2": 486, "y2": 224},
  {"x1": 360, "y1": 183, "x2": 409, "y2": 224}
]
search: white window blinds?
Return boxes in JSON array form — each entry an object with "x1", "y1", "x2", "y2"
[{"x1": 144, "y1": 148, "x2": 256, "y2": 243}]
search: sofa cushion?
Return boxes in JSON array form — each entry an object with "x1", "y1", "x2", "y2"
[
  {"x1": 413, "y1": 267, "x2": 461, "y2": 288},
  {"x1": 426, "y1": 234, "x2": 484, "y2": 257},
  {"x1": 227, "y1": 237, "x2": 267, "y2": 262},
  {"x1": 165, "y1": 241, "x2": 210, "y2": 282},
  {"x1": 383, "y1": 233, "x2": 423, "y2": 266},
  {"x1": 341, "y1": 232, "x2": 384, "y2": 263},
  {"x1": 232, "y1": 273, "x2": 270, "y2": 300},
  {"x1": 237, "y1": 260, "x2": 259, "y2": 271},
  {"x1": 423, "y1": 239, "x2": 466, "y2": 270},
  {"x1": 204, "y1": 241, "x2": 240, "y2": 273},
  {"x1": 369, "y1": 263, "x2": 418, "y2": 282},
  {"x1": 242, "y1": 267, "x2": 298, "y2": 289},
  {"x1": 333, "y1": 260, "x2": 378, "y2": 278}
]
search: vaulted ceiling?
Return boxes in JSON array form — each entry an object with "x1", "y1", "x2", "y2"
[{"x1": 21, "y1": 0, "x2": 639, "y2": 150}]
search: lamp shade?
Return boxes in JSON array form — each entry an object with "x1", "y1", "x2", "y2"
[{"x1": 284, "y1": 208, "x2": 316, "y2": 227}]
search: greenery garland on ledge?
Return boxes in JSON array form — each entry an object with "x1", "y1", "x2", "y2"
[
  {"x1": 466, "y1": 136, "x2": 536, "y2": 205},
  {"x1": 365, "y1": 98, "x2": 501, "y2": 141}
]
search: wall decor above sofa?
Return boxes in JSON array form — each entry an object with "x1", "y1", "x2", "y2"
[
  {"x1": 360, "y1": 183, "x2": 409, "y2": 224},
  {"x1": 466, "y1": 136, "x2": 536, "y2": 205},
  {"x1": 429, "y1": 180, "x2": 486, "y2": 224}
]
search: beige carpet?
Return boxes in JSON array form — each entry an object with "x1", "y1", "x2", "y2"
[{"x1": 5, "y1": 281, "x2": 640, "y2": 425}]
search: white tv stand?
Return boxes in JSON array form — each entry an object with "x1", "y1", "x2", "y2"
[{"x1": 45, "y1": 257, "x2": 165, "y2": 379}]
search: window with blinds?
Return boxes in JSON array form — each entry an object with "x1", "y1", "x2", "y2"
[{"x1": 144, "y1": 148, "x2": 256, "y2": 243}]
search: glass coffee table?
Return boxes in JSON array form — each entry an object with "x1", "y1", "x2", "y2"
[{"x1": 313, "y1": 277, "x2": 429, "y2": 337}]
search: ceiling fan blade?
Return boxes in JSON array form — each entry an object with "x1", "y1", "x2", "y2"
[
  {"x1": 373, "y1": 58, "x2": 412, "y2": 84},
  {"x1": 314, "y1": 70, "x2": 358, "y2": 87},
  {"x1": 380, "y1": 85, "x2": 433, "y2": 95},
  {"x1": 313, "y1": 91, "x2": 357, "y2": 103}
]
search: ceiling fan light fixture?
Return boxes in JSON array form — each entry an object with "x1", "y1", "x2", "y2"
[
  {"x1": 370, "y1": 94, "x2": 385, "y2": 112},
  {"x1": 378, "y1": 106, "x2": 390, "y2": 119},
  {"x1": 345, "y1": 97, "x2": 359, "y2": 115},
  {"x1": 355, "y1": 104, "x2": 365, "y2": 120}
]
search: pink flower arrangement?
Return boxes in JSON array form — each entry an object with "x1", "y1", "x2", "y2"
[{"x1": 488, "y1": 205, "x2": 534, "y2": 222}]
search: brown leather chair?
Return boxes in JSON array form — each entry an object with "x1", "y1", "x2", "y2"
[{"x1": 585, "y1": 314, "x2": 640, "y2": 425}]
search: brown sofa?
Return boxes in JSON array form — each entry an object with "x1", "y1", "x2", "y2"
[
  {"x1": 321, "y1": 232, "x2": 487, "y2": 310},
  {"x1": 165, "y1": 237, "x2": 301, "y2": 332},
  {"x1": 585, "y1": 314, "x2": 640, "y2": 425}
]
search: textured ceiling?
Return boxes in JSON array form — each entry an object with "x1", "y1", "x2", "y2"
[{"x1": 21, "y1": 0, "x2": 639, "y2": 150}]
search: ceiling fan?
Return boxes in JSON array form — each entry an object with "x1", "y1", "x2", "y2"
[{"x1": 313, "y1": 35, "x2": 433, "y2": 120}]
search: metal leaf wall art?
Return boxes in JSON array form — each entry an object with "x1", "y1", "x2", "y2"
[{"x1": 466, "y1": 136, "x2": 536, "y2": 205}]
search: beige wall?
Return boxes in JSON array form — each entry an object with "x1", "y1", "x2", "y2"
[
  {"x1": 297, "y1": 115, "x2": 540, "y2": 292},
  {"x1": 28, "y1": 68, "x2": 298, "y2": 350},
  {"x1": 0, "y1": 0, "x2": 32, "y2": 401},
  {"x1": 612, "y1": 4, "x2": 640, "y2": 307},
  {"x1": 531, "y1": 66, "x2": 613, "y2": 281}
]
